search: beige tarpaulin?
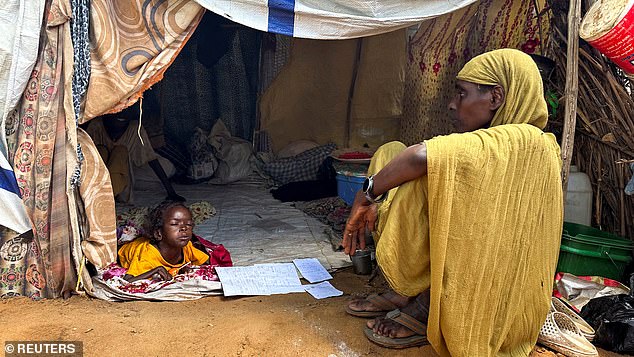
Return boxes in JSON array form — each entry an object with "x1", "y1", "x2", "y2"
[{"x1": 259, "y1": 29, "x2": 406, "y2": 153}]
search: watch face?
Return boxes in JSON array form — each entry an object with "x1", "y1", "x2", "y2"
[{"x1": 362, "y1": 177, "x2": 370, "y2": 192}]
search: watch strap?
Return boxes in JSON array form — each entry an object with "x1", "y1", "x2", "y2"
[{"x1": 363, "y1": 175, "x2": 387, "y2": 203}]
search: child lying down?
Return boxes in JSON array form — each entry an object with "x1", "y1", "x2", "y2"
[
  {"x1": 117, "y1": 201, "x2": 231, "y2": 282},
  {"x1": 91, "y1": 202, "x2": 232, "y2": 300}
]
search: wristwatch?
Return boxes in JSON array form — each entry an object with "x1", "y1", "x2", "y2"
[{"x1": 362, "y1": 175, "x2": 387, "y2": 203}]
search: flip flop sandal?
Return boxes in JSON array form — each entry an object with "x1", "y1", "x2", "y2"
[
  {"x1": 363, "y1": 309, "x2": 428, "y2": 349},
  {"x1": 345, "y1": 293, "x2": 399, "y2": 318}
]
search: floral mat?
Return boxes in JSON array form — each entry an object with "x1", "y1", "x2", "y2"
[{"x1": 90, "y1": 264, "x2": 222, "y2": 301}]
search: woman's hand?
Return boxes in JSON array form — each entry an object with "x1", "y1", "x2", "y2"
[{"x1": 342, "y1": 191, "x2": 378, "y2": 255}]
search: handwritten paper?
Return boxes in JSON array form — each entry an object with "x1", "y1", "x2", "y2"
[
  {"x1": 292, "y1": 258, "x2": 333, "y2": 283},
  {"x1": 216, "y1": 263, "x2": 304, "y2": 296},
  {"x1": 303, "y1": 281, "x2": 343, "y2": 299}
]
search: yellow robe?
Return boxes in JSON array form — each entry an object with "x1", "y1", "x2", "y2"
[
  {"x1": 371, "y1": 49, "x2": 564, "y2": 357},
  {"x1": 118, "y1": 237, "x2": 209, "y2": 277}
]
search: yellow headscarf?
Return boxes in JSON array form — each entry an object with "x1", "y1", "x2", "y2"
[{"x1": 456, "y1": 48, "x2": 548, "y2": 129}]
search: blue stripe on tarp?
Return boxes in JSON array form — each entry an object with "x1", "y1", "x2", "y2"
[
  {"x1": 268, "y1": 0, "x2": 295, "y2": 36},
  {"x1": 0, "y1": 167, "x2": 21, "y2": 197}
]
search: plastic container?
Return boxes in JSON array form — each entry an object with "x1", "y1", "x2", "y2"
[
  {"x1": 580, "y1": 0, "x2": 634, "y2": 76},
  {"x1": 564, "y1": 165, "x2": 593, "y2": 226},
  {"x1": 557, "y1": 222, "x2": 633, "y2": 281},
  {"x1": 336, "y1": 173, "x2": 365, "y2": 205}
]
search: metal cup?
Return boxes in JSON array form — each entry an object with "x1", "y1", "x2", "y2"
[{"x1": 350, "y1": 249, "x2": 372, "y2": 275}]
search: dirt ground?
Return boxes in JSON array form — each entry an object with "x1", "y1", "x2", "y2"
[{"x1": 0, "y1": 267, "x2": 624, "y2": 357}]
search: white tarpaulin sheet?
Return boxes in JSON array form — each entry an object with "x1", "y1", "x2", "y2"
[
  {"x1": 0, "y1": 151, "x2": 31, "y2": 234},
  {"x1": 0, "y1": 0, "x2": 46, "y2": 156},
  {"x1": 195, "y1": 0, "x2": 476, "y2": 39}
]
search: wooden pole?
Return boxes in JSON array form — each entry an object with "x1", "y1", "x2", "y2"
[
  {"x1": 618, "y1": 164, "x2": 626, "y2": 235},
  {"x1": 561, "y1": 0, "x2": 582, "y2": 199},
  {"x1": 345, "y1": 39, "x2": 363, "y2": 148},
  {"x1": 595, "y1": 156, "x2": 602, "y2": 227}
]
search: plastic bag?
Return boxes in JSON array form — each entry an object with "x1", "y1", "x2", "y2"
[
  {"x1": 187, "y1": 127, "x2": 217, "y2": 180},
  {"x1": 554, "y1": 272, "x2": 630, "y2": 310},
  {"x1": 207, "y1": 119, "x2": 253, "y2": 184},
  {"x1": 580, "y1": 274, "x2": 634, "y2": 354}
]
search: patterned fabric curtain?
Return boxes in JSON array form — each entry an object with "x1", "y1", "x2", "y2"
[
  {"x1": 2, "y1": 0, "x2": 203, "y2": 299},
  {"x1": 5, "y1": 0, "x2": 78, "y2": 299},
  {"x1": 159, "y1": 21, "x2": 261, "y2": 150},
  {"x1": 400, "y1": 0, "x2": 550, "y2": 144},
  {"x1": 82, "y1": 0, "x2": 205, "y2": 121}
]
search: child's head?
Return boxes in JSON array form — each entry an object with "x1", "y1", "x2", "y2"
[{"x1": 147, "y1": 201, "x2": 194, "y2": 248}]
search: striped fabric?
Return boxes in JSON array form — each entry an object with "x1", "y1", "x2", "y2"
[
  {"x1": 195, "y1": 0, "x2": 477, "y2": 39},
  {"x1": 0, "y1": 152, "x2": 31, "y2": 234}
]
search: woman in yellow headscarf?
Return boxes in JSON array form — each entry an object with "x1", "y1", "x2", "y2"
[{"x1": 343, "y1": 49, "x2": 563, "y2": 356}]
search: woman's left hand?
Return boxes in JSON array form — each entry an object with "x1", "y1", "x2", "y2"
[{"x1": 342, "y1": 191, "x2": 377, "y2": 255}]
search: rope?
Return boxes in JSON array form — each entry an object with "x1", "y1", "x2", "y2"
[{"x1": 137, "y1": 97, "x2": 144, "y2": 146}]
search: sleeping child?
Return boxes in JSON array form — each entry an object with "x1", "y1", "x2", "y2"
[{"x1": 118, "y1": 201, "x2": 210, "y2": 282}]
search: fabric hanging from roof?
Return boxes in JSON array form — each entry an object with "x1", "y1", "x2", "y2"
[
  {"x1": 4, "y1": 0, "x2": 86, "y2": 299},
  {"x1": 82, "y1": 0, "x2": 204, "y2": 122},
  {"x1": 69, "y1": 0, "x2": 90, "y2": 126},
  {"x1": 0, "y1": 1, "x2": 207, "y2": 299},
  {"x1": 196, "y1": 0, "x2": 477, "y2": 39},
  {"x1": 67, "y1": 0, "x2": 91, "y2": 187},
  {"x1": 156, "y1": 16, "x2": 260, "y2": 168},
  {"x1": 0, "y1": 0, "x2": 46, "y2": 156}
]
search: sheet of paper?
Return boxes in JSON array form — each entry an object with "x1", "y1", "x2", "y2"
[
  {"x1": 292, "y1": 258, "x2": 333, "y2": 283},
  {"x1": 303, "y1": 281, "x2": 343, "y2": 299},
  {"x1": 216, "y1": 263, "x2": 304, "y2": 296},
  {"x1": 255, "y1": 263, "x2": 305, "y2": 293}
]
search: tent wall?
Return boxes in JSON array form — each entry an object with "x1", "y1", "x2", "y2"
[
  {"x1": 259, "y1": 30, "x2": 406, "y2": 153},
  {"x1": 155, "y1": 14, "x2": 261, "y2": 152},
  {"x1": 258, "y1": 34, "x2": 292, "y2": 98}
]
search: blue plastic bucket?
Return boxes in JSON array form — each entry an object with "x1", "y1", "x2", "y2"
[{"x1": 336, "y1": 174, "x2": 365, "y2": 205}]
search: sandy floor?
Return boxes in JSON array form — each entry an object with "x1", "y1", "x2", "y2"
[{"x1": 0, "y1": 268, "x2": 623, "y2": 357}]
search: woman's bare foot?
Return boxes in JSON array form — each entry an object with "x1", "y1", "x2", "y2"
[
  {"x1": 367, "y1": 290, "x2": 429, "y2": 338},
  {"x1": 347, "y1": 290, "x2": 413, "y2": 313}
]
